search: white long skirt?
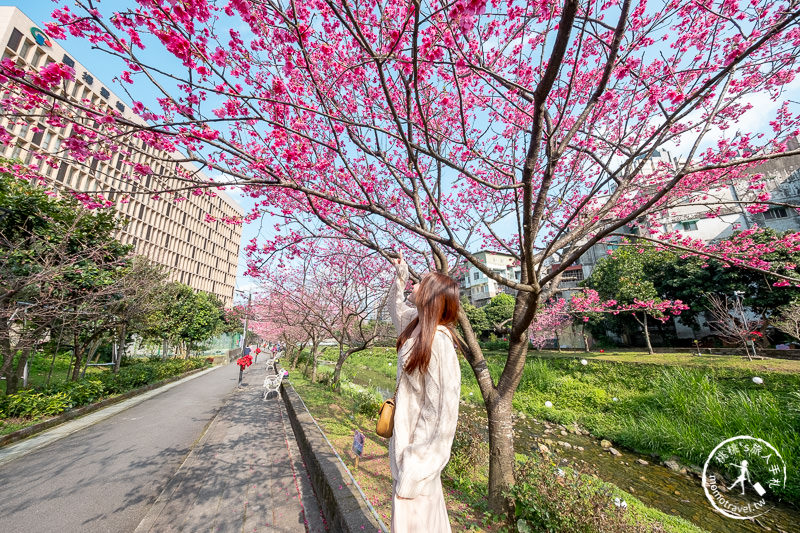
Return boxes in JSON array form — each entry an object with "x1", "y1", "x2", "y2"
[{"x1": 391, "y1": 478, "x2": 452, "y2": 533}]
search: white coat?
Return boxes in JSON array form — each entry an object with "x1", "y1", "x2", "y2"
[{"x1": 387, "y1": 271, "x2": 460, "y2": 533}]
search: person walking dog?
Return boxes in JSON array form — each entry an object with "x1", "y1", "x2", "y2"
[{"x1": 387, "y1": 253, "x2": 461, "y2": 532}]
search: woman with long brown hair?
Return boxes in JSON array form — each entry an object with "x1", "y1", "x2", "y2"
[{"x1": 387, "y1": 253, "x2": 461, "y2": 533}]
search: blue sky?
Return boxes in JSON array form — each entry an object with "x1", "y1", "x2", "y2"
[{"x1": 8, "y1": 1, "x2": 266, "y2": 302}]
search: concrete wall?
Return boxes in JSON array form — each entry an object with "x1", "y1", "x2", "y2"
[{"x1": 281, "y1": 382, "x2": 387, "y2": 533}]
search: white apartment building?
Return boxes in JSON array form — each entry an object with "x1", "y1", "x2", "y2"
[
  {"x1": 459, "y1": 250, "x2": 521, "y2": 307},
  {"x1": 569, "y1": 142, "x2": 800, "y2": 340},
  {"x1": 0, "y1": 7, "x2": 243, "y2": 307}
]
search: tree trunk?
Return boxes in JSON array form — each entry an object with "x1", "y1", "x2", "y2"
[
  {"x1": 81, "y1": 338, "x2": 103, "y2": 378},
  {"x1": 71, "y1": 338, "x2": 84, "y2": 381},
  {"x1": 582, "y1": 323, "x2": 590, "y2": 352},
  {"x1": 114, "y1": 325, "x2": 127, "y2": 374},
  {"x1": 5, "y1": 347, "x2": 31, "y2": 394},
  {"x1": 333, "y1": 344, "x2": 346, "y2": 387},
  {"x1": 486, "y1": 395, "x2": 516, "y2": 519},
  {"x1": 13, "y1": 347, "x2": 32, "y2": 391},
  {"x1": 639, "y1": 313, "x2": 654, "y2": 355},
  {"x1": 303, "y1": 338, "x2": 318, "y2": 378},
  {"x1": 310, "y1": 341, "x2": 320, "y2": 383},
  {"x1": 291, "y1": 341, "x2": 307, "y2": 369}
]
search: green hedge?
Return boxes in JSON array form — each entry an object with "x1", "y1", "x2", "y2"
[{"x1": 0, "y1": 357, "x2": 209, "y2": 420}]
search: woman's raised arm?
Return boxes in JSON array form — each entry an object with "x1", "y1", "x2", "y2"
[{"x1": 388, "y1": 254, "x2": 416, "y2": 333}]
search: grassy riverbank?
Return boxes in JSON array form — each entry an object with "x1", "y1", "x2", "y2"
[
  {"x1": 293, "y1": 348, "x2": 706, "y2": 532},
  {"x1": 310, "y1": 347, "x2": 800, "y2": 506},
  {"x1": 476, "y1": 350, "x2": 800, "y2": 505}
]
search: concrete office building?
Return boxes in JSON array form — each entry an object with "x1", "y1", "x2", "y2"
[{"x1": 0, "y1": 7, "x2": 243, "y2": 307}]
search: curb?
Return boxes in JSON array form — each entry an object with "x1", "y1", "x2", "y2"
[
  {"x1": 281, "y1": 380, "x2": 388, "y2": 533},
  {"x1": 0, "y1": 366, "x2": 212, "y2": 449}
]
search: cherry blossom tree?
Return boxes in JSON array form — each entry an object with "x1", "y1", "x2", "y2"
[
  {"x1": 571, "y1": 288, "x2": 689, "y2": 353},
  {"x1": 250, "y1": 294, "x2": 310, "y2": 368},
  {"x1": 529, "y1": 298, "x2": 572, "y2": 350},
  {"x1": 253, "y1": 245, "x2": 393, "y2": 383},
  {"x1": 4, "y1": 0, "x2": 800, "y2": 512}
]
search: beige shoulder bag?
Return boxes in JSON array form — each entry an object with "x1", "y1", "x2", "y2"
[{"x1": 376, "y1": 365, "x2": 404, "y2": 438}]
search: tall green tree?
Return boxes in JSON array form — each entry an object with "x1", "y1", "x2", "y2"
[
  {"x1": 143, "y1": 283, "x2": 226, "y2": 357},
  {"x1": 484, "y1": 293, "x2": 516, "y2": 335},
  {"x1": 655, "y1": 228, "x2": 800, "y2": 336},
  {"x1": 461, "y1": 296, "x2": 490, "y2": 337},
  {"x1": 0, "y1": 165, "x2": 131, "y2": 391},
  {"x1": 583, "y1": 245, "x2": 675, "y2": 354}
]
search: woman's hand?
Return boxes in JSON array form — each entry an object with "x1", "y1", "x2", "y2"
[{"x1": 392, "y1": 251, "x2": 409, "y2": 282}]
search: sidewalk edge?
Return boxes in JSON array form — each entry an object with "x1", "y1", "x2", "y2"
[{"x1": 281, "y1": 380, "x2": 388, "y2": 533}]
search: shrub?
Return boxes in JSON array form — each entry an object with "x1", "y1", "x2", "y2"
[
  {"x1": 444, "y1": 416, "x2": 489, "y2": 484},
  {"x1": 508, "y1": 456, "x2": 666, "y2": 533},
  {"x1": 340, "y1": 381, "x2": 381, "y2": 417},
  {"x1": 46, "y1": 379, "x2": 105, "y2": 406},
  {"x1": 1, "y1": 357, "x2": 210, "y2": 422},
  {"x1": 3, "y1": 389, "x2": 71, "y2": 419}
]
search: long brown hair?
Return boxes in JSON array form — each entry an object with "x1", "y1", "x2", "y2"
[{"x1": 396, "y1": 272, "x2": 460, "y2": 375}]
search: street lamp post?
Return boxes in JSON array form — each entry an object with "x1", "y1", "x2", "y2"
[
  {"x1": 733, "y1": 290, "x2": 753, "y2": 359},
  {"x1": 236, "y1": 290, "x2": 252, "y2": 360}
]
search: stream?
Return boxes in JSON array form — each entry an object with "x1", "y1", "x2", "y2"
[{"x1": 457, "y1": 402, "x2": 799, "y2": 533}]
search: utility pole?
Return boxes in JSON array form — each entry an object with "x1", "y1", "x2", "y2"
[
  {"x1": 242, "y1": 292, "x2": 251, "y2": 356},
  {"x1": 733, "y1": 290, "x2": 753, "y2": 360}
]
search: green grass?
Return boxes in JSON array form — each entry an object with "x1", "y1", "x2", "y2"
[
  {"x1": 292, "y1": 350, "x2": 709, "y2": 532},
  {"x1": 534, "y1": 349, "x2": 800, "y2": 374},
  {"x1": 465, "y1": 350, "x2": 800, "y2": 505},
  {"x1": 304, "y1": 346, "x2": 800, "y2": 505}
]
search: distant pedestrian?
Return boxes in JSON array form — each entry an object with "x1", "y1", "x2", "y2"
[{"x1": 387, "y1": 252, "x2": 461, "y2": 533}]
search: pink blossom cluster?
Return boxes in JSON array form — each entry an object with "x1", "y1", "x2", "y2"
[{"x1": 571, "y1": 289, "x2": 689, "y2": 323}]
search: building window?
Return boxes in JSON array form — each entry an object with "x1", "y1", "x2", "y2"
[
  {"x1": 31, "y1": 129, "x2": 43, "y2": 146},
  {"x1": 473, "y1": 271, "x2": 480, "y2": 280},
  {"x1": 19, "y1": 39, "x2": 32, "y2": 61},
  {"x1": 563, "y1": 269, "x2": 584, "y2": 282},
  {"x1": 62, "y1": 54, "x2": 75, "y2": 68},
  {"x1": 681, "y1": 220, "x2": 698, "y2": 231},
  {"x1": 764, "y1": 207, "x2": 788, "y2": 220},
  {"x1": 7, "y1": 29, "x2": 23, "y2": 52},
  {"x1": 32, "y1": 49, "x2": 44, "y2": 68},
  {"x1": 56, "y1": 162, "x2": 67, "y2": 182}
]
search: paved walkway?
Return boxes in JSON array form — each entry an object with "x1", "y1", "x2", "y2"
[
  {"x1": 0, "y1": 364, "x2": 239, "y2": 533},
  {"x1": 0, "y1": 366, "x2": 220, "y2": 468},
  {"x1": 135, "y1": 362, "x2": 325, "y2": 533}
]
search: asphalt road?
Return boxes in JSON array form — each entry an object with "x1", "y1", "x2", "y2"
[{"x1": 0, "y1": 364, "x2": 239, "y2": 533}]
